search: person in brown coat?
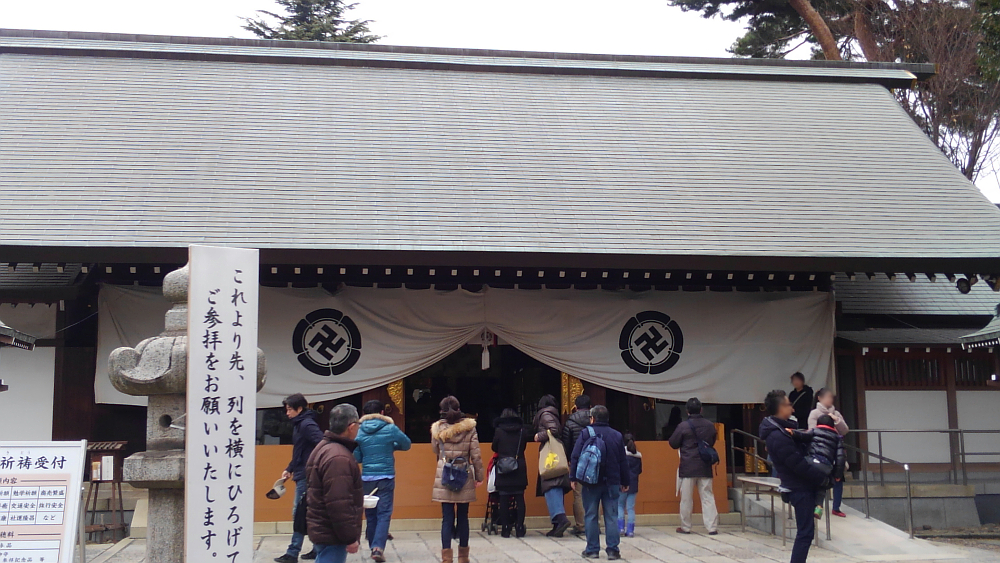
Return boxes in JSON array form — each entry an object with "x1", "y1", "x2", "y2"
[
  {"x1": 305, "y1": 403, "x2": 363, "y2": 563},
  {"x1": 533, "y1": 394, "x2": 572, "y2": 537},
  {"x1": 431, "y1": 396, "x2": 484, "y2": 563}
]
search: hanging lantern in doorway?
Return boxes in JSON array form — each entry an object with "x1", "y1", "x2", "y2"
[{"x1": 481, "y1": 329, "x2": 496, "y2": 370}]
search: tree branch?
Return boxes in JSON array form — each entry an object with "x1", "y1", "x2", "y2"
[{"x1": 787, "y1": 0, "x2": 844, "y2": 59}]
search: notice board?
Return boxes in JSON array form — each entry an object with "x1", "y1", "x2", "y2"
[
  {"x1": 185, "y1": 245, "x2": 259, "y2": 563},
  {"x1": 0, "y1": 440, "x2": 86, "y2": 563}
]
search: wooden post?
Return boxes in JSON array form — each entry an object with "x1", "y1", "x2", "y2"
[
  {"x1": 52, "y1": 289, "x2": 99, "y2": 442},
  {"x1": 854, "y1": 353, "x2": 869, "y2": 454},
  {"x1": 943, "y1": 352, "x2": 960, "y2": 480}
]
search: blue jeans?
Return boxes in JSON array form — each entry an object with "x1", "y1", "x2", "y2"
[
  {"x1": 285, "y1": 479, "x2": 308, "y2": 557},
  {"x1": 582, "y1": 484, "x2": 621, "y2": 555},
  {"x1": 832, "y1": 479, "x2": 843, "y2": 512},
  {"x1": 788, "y1": 490, "x2": 816, "y2": 563},
  {"x1": 364, "y1": 478, "x2": 395, "y2": 550},
  {"x1": 441, "y1": 503, "x2": 470, "y2": 549},
  {"x1": 314, "y1": 543, "x2": 347, "y2": 563},
  {"x1": 618, "y1": 492, "x2": 637, "y2": 524},
  {"x1": 543, "y1": 487, "x2": 566, "y2": 521}
]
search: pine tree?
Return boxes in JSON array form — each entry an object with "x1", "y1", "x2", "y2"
[
  {"x1": 668, "y1": 0, "x2": 1000, "y2": 183},
  {"x1": 243, "y1": 0, "x2": 379, "y2": 43}
]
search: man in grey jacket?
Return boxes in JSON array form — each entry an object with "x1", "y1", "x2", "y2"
[{"x1": 668, "y1": 397, "x2": 718, "y2": 535}]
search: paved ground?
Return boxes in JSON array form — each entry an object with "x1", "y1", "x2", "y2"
[{"x1": 85, "y1": 525, "x2": 1000, "y2": 563}]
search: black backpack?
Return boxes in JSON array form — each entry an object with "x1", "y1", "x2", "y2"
[
  {"x1": 698, "y1": 439, "x2": 720, "y2": 465},
  {"x1": 693, "y1": 421, "x2": 720, "y2": 465}
]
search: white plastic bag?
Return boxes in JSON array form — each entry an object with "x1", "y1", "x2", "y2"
[{"x1": 487, "y1": 464, "x2": 497, "y2": 494}]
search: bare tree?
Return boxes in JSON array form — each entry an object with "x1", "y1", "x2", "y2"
[{"x1": 883, "y1": 1, "x2": 1000, "y2": 180}]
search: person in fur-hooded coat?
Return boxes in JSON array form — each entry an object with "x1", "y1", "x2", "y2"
[{"x1": 431, "y1": 415, "x2": 484, "y2": 504}]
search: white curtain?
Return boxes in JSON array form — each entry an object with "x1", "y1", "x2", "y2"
[{"x1": 96, "y1": 285, "x2": 834, "y2": 408}]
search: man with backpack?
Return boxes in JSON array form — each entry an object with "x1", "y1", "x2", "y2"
[
  {"x1": 668, "y1": 397, "x2": 719, "y2": 535},
  {"x1": 569, "y1": 405, "x2": 630, "y2": 560}
]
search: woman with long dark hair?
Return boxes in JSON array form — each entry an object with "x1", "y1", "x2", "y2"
[
  {"x1": 492, "y1": 408, "x2": 532, "y2": 537},
  {"x1": 533, "y1": 394, "x2": 573, "y2": 537},
  {"x1": 431, "y1": 396, "x2": 484, "y2": 563}
]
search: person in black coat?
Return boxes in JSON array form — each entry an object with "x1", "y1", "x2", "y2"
[
  {"x1": 792, "y1": 414, "x2": 847, "y2": 518},
  {"x1": 668, "y1": 398, "x2": 718, "y2": 535},
  {"x1": 277, "y1": 393, "x2": 324, "y2": 563},
  {"x1": 760, "y1": 390, "x2": 828, "y2": 563},
  {"x1": 492, "y1": 409, "x2": 532, "y2": 538},
  {"x1": 561, "y1": 394, "x2": 591, "y2": 535},
  {"x1": 788, "y1": 372, "x2": 814, "y2": 430}
]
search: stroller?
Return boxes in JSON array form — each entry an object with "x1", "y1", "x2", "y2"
[
  {"x1": 482, "y1": 454, "x2": 501, "y2": 535},
  {"x1": 483, "y1": 491, "x2": 503, "y2": 535},
  {"x1": 481, "y1": 453, "x2": 518, "y2": 535}
]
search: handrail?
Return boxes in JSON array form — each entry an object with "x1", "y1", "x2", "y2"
[
  {"x1": 730, "y1": 427, "x2": 916, "y2": 539},
  {"x1": 848, "y1": 429, "x2": 1000, "y2": 486},
  {"x1": 729, "y1": 428, "x2": 772, "y2": 488},
  {"x1": 842, "y1": 442, "x2": 914, "y2": 539},
  {"x1": 852, "y1": 429, "x2": 1000, "y2": 433},
  {"x1": 730, "y1": 427, "x2": 999, "y2": 541}
]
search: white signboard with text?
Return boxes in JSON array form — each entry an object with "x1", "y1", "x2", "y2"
[
  {"x1": 185, "y1": 246, "x2": 259, "y2": 563},
  {"x1": 0, "y1": 440, "x2": 86, "y2": 563}
]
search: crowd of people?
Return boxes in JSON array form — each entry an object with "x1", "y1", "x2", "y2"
[{"x1": 273, "y1": 372, "x2": 848, "y2": 563}]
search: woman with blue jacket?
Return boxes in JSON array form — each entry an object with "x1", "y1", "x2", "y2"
[{"x1": 354, "y1": 400, "x2": 412, "y2": 562}]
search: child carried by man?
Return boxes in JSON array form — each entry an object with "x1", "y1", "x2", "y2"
[{"x1": 789, "y1": 414, "x2": 846, "y2": 518}]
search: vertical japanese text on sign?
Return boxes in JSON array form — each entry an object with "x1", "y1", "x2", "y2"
[{"x1": 185, "y1": 246, "x2": 259, "y2": 563}]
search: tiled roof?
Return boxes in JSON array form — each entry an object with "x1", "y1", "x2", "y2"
[
  {"x1": 837, "y1": 328, "x2": 973, "y2": 345},
  {"x1": 960, "y1": 315, "x2": 1000, "y2": 348},
  {"x1": 0, "y1": 263, "x2": 82, "y2": 289},
  {"x1": 1, "y1": 31, "x2": 999, "y2": 261},
  {"x1": 835, "y1": 274, "x2": 1000, "y2": 315}
]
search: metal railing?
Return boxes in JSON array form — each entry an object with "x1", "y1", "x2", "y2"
[
  {"x1": 729, "y1": 428, "x2": 772, "y2": 488},
  {"x1": 849, "y1": 429, "x2": 1000, "y2": 486},
  {"x1": 729, "y1": 428, "x2": 916, "y2": 539},
  {"x1": 729, "y1": 429, "x2": 833, "y2": 542},
  {"x1": 841, "y1": 441, "x2": 914, "y2": 539}
]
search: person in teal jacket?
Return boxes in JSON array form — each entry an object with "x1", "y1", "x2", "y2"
[{"x1": 354, "y1": 400, "x2": 412, "y2": 562}]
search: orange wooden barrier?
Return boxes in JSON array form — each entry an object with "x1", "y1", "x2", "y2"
[{"x1": 254, "y1": 424, "x2": 728, "y2": 522}]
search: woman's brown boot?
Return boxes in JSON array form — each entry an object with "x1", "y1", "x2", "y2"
[
  {"x1": 458, "y1": 546, "x2": 470, "y2": 563},
  {"x1": 442, "y1": 548, "x2": 454, "y2": 563}
]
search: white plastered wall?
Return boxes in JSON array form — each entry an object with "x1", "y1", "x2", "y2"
[
  {"x1": 864, "y1": 390, "x2": 951, "y2": 463},
  {"x1": 0, "y1": 303, "x2": 58, "y2": 442},
  {"x1": 956, "y1": 390, "x2": 1000, "y2": 463}
]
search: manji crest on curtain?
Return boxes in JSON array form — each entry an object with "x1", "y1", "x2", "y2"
[{"x1": 96, "y1": 285, "x2": 835, "y2": 407}]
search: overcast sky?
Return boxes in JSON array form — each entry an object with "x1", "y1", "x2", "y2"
[{"x1": 2, "y1": 0, "x2": 999, "y2": 201}]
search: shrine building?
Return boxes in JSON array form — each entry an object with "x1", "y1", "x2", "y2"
[{"x1": 0, "y1": 29, "x2": 998, "y2": 523}]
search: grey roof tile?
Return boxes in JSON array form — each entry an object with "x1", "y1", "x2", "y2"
[
  {"x1": 837, "y1": 328, "x2": 975, "y2": 345},
  {"x1": 0, "y1": 263, "x2": 82, "y2": 288},
  {"x1": 834, "y1": 274, "x2": 1000, "y2": 315},
  {"x1": 0, "y1": 35, "x2": 998, "y2": 257}
]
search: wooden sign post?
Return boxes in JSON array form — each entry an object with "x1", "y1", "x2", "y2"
[{"x1": 185, "y1": 246, "x2": 259, "y2": 563}]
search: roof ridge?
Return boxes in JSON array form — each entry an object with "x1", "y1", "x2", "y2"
[{"x1": 0, "y1": 28, "x2": 934, "y2": 87}]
